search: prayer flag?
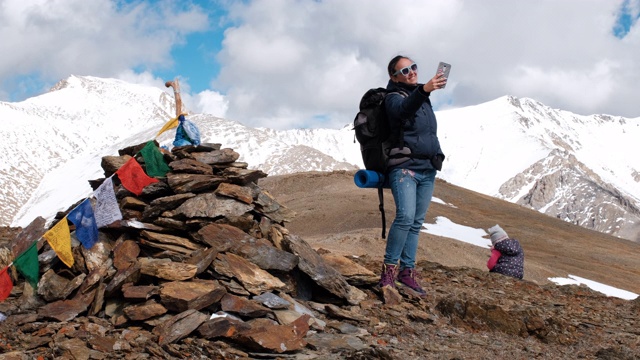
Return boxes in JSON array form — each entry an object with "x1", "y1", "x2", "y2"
[
  {"x1": 0, "y1": 266, "x2": 13, "y2": 301},
  {"x1": 139, "y1": 141, "x2": 170, "y2": 177},
  {"x1": 115, "y1": 157, "x2": 158, "y2": 196},
  {"x1": 155, "y1": 116, "x2": 179, "y2": 138},
  {"x1": 68, "y1": 199, "x2": 99, "y2": 249},
  {"x1": 43, "y1": 218, "x2": 74, "y2": 268},
  {"x1": 94, "y1": 177, "x2": 122, "y2": 228},
  {"x1": 14, "y1": 242, "x2": 39, "y2": 289}
]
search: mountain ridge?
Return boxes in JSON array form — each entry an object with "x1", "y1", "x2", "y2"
[{"x1": 2, "y1": 75, "x2": 639, "y2": 243}]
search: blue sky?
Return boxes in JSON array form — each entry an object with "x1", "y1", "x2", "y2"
[
  {"x1": 1, "y1": 0, "x2": 639, "y2": 130},
  {"x1": 150, "y1": 1, "x2": 226, "y2": 95},
  {"x1": 614, "y1": 0, "x2": 639, "y2": 38}
]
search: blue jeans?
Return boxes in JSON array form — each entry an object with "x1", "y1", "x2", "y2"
[{"x1": 383, "y1": 168, "x2": 436, "y2": 269}]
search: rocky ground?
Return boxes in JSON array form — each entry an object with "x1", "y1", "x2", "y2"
[
  {"x1": 1, "y1": 166, "x2": 639, "y2": 359},
  {"x1": 1, "y1": 256, "x2": 638, "y2": 359}
]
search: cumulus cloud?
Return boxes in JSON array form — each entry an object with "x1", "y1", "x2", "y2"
[
  {"x1": 117, "y1": 69, "x2": 167, "y2": 89},
  {"x1": 1, "y1": 0, "x2": 638, "y2": 130},
  {"x1": 192, "y1": 90, "x2": 228, "y2": 118},
  {"x1": 213, "y1": 0, "x2": 639, "y2": 128},
  {"x1": 506, "y1": 60, "x2": 620, "y2": 115},
  {"x1": 0, "y1": 0, "x2": 207, "y2": 100}
]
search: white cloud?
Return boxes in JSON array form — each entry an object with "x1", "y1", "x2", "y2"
[
  {"x1": 193, "y1": 90, "x2": 228, "y2": 118},
  {"x1": 0, "y1": 0, "x2": 208, "y2": 99},
  {"x1": 116, "y1": 70, "x2": 166, "y2": 89},
  {"x1": 1, "y1": 0, "x2": 638, "y2": 129},
  {"x1": 215, "y1": 0, "x2": 467, "y2": 129},
  {"x1": 506, "y1": 60, "x2": 620, "y2": 115},
  {"x1": 213, "y1": 0, "x2": 639, "y2": 128}
]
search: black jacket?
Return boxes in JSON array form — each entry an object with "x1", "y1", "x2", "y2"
[
  {"x1": 491, "y1": 238, "x2": 525, "y2": 280},
  {"x1": 384, "y1": 80, "x2": 444, "y2": 172}
]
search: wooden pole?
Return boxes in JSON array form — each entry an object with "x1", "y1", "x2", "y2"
[{"x1": 164, "y1": 78, "x2": 183, "y2": 118}]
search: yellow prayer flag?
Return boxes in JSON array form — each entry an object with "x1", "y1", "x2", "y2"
[
  {"x1": 155, "y1": 116, "x2": 179, "y2": 138},
  {"x1": 43, "y1": 217, "x2": 74, "y2": 268}
]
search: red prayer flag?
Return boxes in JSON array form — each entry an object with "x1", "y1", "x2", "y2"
[
  {"x1": 0, "y1": 266, "x2": 13, "y2": 301},
  {"x1": 115, "y1": 157, "x2": 158, "y2": 195}
]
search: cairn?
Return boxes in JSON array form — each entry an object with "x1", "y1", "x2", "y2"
[{"x1": 0, "y1": 141, "x2": 374, "y2": 357}]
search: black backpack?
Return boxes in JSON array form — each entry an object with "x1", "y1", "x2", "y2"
[
  {"x1": 352, "y1": 87, "x2": 406, "y2": 238},
  {"x1": 353, "y1": 88, "x2": 401, "y2": 173}
]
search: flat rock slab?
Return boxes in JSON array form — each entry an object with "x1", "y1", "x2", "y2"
[
  {"x1": 159, "y1": 280, "x2": 227, "y2": 312},
  {"x1": 305, "y1": 332, "x2": 368, "y2": 352},
  {"x1": 113, "y1": 240, "x2": 140, "y2": 270},
  {"x1": 197, "y1": 316, "x2": 251, "y2": 339},
  {"x1": 82, "y1": 239, "x2": 113, "y2": 273},
  {"x1": 169, "y1": 158, "x2": 214, "y2": 174},
  {"x1": 166, "y1": 173, "x2": 226, "y2": 194},
  {"x1": 234, "y1": 314, "x2": 310, "y2": 353},
  {"x1": 38, "y1": 291, "x2": 95, "y2": 322},
  {"x1": 154, "y1": 309, "x2": 209, "y2": 346},
  {"x1": 195, "y1": 223, "x2": 253, "y2": 250},
  {"x1": 282, "y1": 233, "x2": 351, "y2": 302},
  {"x1": 174, "y1": 193, "x2": 253, "y2": 219},
  {"x1": 186, "y1": 247, "x2": 219, "y2": 274},
  {"x1": 215, "y1": 183, "x2": 254, "y2": 204},
  {"x1": 220, "y1": 293, "x2": 272, "y2": 318},
  {"x1": 122, "y1": 284, "x2": 159, "y2": 300},
  {"x1": 192, "y1": 148, "x2": 240, "y2": 165},
  {"x1": 138, "y1": 257, "x2": 198, "y2": 281},
  {"x1": 221, "y1": 167, "x2": 267, "y2": 186},
  {"x1": 124, "y1": 300, "x2": 168, "y2": 321},
  {"x1": 234, "y1": 243, "x2": 299, "y2": 272},
  {"x1": 320, "y1": 253, "x2": 378, "y2": 286},
  {"x1": 213, "y1": 253, "x2": 286, "y2": 295},
  {"x1": 10, "y1": 216, "x2": 46, "y2": 257}
]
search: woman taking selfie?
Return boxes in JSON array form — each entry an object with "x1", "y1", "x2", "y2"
[{"x1": 378, "y1": 55, "x2": 447, "y2": 297}]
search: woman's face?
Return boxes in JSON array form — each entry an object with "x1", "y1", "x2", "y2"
[{"x1": 392, "y1": 57, "x2": 418, "y2": 85}]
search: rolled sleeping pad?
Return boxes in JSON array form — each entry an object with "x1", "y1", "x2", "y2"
[{"x1": 354, "y1": 169, "x2": 389, "y2": 188}]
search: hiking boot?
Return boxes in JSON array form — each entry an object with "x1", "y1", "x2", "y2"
[
  {"x1": 378, "y1": 263, "x2": 398, "y2": 288},
  {"x1": 396, "y1": 268, "x2": 427, "y2": 296}
]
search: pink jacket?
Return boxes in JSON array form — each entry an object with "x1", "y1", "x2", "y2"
[{"x1": 487, "y1": 248, "x2": 501, "y2": 270}]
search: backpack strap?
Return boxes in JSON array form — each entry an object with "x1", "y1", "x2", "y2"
[
  {"x1": 377, "y1": 88, "x2": 409, "y2": 239},
  {"x1": 378, "y1": 185, "x2": 386, "y2": 239},
  {"x1": 387, "y1": 89, "x2": 437, "y2": 163},
  {"x1": 388, "y1": 152, "x2": 433, "y2": 160}
]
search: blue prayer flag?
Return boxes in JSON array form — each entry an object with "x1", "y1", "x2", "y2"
[{"x1": 68, "y1": 199, "x2": 99, "y2": 249}]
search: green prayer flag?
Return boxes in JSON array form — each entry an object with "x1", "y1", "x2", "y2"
[
  {"x1": 14, "y1": 241, "x2": 39, "y2": 289},
  {"x1": 140, "y1": 141, "x2": 170, "y2": 177}
]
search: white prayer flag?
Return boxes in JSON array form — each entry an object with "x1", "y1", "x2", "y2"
[{"x1": 94, "y1": 177, "x2": 123, "y2": 228}]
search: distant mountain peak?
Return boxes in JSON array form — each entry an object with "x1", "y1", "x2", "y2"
[{"x1": 2, "y1": 76, "x2": 639, "y2": 243}]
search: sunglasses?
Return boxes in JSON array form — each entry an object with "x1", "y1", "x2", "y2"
[{"x1": 393, "y1": 63, "x2": 418, "y2": 76}]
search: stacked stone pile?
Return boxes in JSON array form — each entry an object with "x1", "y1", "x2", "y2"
[{"x1": 0, "y1": 142, "x2": 377, "y2": 358}]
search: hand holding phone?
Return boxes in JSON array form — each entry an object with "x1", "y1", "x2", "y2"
[{"x1": 436, "y1": 62, "x2": 451, "y2": 88}]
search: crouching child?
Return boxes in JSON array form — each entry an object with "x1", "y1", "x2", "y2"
[{"x1": 487, "y1": 224, "x2": 524, "y2": 279}]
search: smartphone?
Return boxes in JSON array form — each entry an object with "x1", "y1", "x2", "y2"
[{"x1": 436, "y1": 62, "x2": 451, "y2": 88}]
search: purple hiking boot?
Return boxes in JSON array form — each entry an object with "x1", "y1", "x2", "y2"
[
  {"x1": 396, "y1": 268, "x2": 427, "y2": 297},
  {"x1": 378, "y1": 263, "x2": 398, "y2": 288}
]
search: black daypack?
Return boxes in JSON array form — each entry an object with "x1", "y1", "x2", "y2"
[
  {"x1": 352, "y1": 88, "x2": 406, "y2": 238},
  {"x1": 353, "y1": 88, "x2": 399, "y2": 173}
]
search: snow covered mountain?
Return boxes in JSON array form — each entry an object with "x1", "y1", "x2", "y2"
[
  {"x1": 435, "y1": 96, "x2": 640, "y2": 242},
  {"x1": 2, "y1": 76, "x2": 639, "y2": 242}
]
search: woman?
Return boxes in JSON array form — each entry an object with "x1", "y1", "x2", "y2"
[{"x1": 379, "y1": 55, "x2": 447, "y2": 296}]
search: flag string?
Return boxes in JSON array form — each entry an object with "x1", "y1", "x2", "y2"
[{"x1": 1, "y1": 123, "x2": 180, "y2": 297}]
